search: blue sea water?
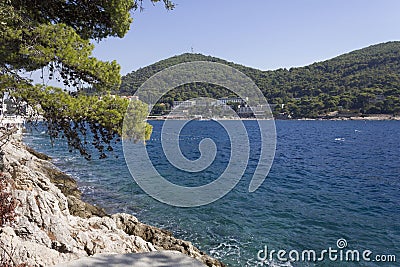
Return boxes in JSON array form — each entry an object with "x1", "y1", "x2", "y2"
[{"x1": 24, "y1": 120, "x2": 400, "y2": 266}]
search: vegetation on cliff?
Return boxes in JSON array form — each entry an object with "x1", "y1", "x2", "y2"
[{"x1": 120, "y1": 42, "x2": 400, "y2": 118}]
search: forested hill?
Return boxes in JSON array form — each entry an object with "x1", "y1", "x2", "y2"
[{"x1": 119, "y1": 41, "x2": 400, "y2": 118}]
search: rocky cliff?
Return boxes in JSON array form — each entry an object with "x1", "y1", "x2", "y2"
[{"x1": 0, "y1": 139, "x2": 224, "y2": 267}]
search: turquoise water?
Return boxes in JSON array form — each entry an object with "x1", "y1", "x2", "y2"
[{"x1": 24, "y1": 121, "x2": 399, "y2": 266}]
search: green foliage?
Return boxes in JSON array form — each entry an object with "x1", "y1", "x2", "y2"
[
  {"x1": 120, "y1": 42, "x2": 400, "y2": 118},
  {"x1": 8, "y1": 0, "x2": 174, "y2": 40},
  {"x1": 19, "y1": 23, "x2": 121, "y2": 90},
  {"x1": 122, "y1": 99, "x2": 151, "y2": 142},
  {"x1": 18, "y1": 86, "x2": 131, "y2": 159},
  {"x1": 1, "y1": 0, "x2": 172, "y2": 91},
  {"x1": 0, "y1": 1, "x2": 116, "y2": 89},
  {"x1": 0, "y1": 0, "x2": 174, "y2": 158},
  {"x1": 151, "y1": 103, "x2": 169, "y2": 115}
]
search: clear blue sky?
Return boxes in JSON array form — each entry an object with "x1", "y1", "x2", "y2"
[{"x1": 93, "y1": 0, "x2": 400, "y2": 75}]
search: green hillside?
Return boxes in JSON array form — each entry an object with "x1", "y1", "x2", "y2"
[{"x1": 119, "y1": 41, "x2": 400, "y2": 118}]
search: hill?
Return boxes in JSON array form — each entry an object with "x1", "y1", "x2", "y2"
[{"x1": 119, "y1": 42, "x2": 400, "y2": 118}]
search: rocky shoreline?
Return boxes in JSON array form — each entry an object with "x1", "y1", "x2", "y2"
[{"x1": 0, "y1": 139, "x2": 225, "y2": 267}]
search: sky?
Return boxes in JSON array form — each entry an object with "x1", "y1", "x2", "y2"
[{"x1": 94, "y1": 0, "x2": 400, "y2": 75}]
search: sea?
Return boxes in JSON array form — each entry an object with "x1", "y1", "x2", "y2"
[{"x1": 23, "y1": 120, "x2": 400, "y2": 267}]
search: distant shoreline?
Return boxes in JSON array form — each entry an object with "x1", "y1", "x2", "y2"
[{"x1": 147, "y1": 115, "x2": 400, "y2": 121}]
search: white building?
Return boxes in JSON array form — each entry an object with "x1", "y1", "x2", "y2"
[
  {"x1": 217, "y1": 97, "x2": 246, "y2": 105},
  {"x1": 238, "y1": 104, "x2": 271, "y2": 117},
  {"x1": 173, "y1": 100, "x2": 196, "y2": 108},
  {"x1": 0, "y1": 93, "x2": 27, "y2": 136}
]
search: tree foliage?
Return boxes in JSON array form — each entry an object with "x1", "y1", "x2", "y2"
[
  {"x1": 0, "y1": 0, "x2": 174, "y2": 158},
  {"x1": 120, "y1": 42, "x2": 400, "y2": 118},
  {"x1": 19, "y1": 86, "x2": 136, "y2": 159}
]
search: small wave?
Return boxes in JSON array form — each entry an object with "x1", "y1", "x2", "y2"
[
  {"x1": 209, "y1": 238, "x2": 247, "y2": 265},
  {"x1": 23, "y1": 136, "x2": 43, "y2": 141},
  {"x1": 79, "y1": 185, "x2": 95, "y2": 195},
  {"x1": 265, "y1": 260, "x2": 293, "y2": 267},
  {"x1": 334, "y1": 137, "x2": 345, "y2": 141},
  {"x1": 246, "y1": 257, "x2": 295, "y2": 267},
  {"x1": 64, "y1": 156, "x2": 78, "y2": 162}
]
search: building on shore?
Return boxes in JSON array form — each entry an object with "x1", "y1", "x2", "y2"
[{"x1": 0, "y1": 93, "x2": 30, "y2": 136}]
